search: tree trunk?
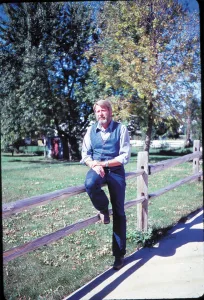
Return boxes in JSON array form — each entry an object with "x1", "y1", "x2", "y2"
[
  {"x1": 144, "y1": 100, "x2": 154, "y2": 153},
  {"x1": 68, "y1": 138, "x2": 72, "y2": 161},
  {"x1": 69, "y1": 135, "x2": 81, "y2": 160},
  {"x1": 185, "y1": 109, "x2": 191, "y2": 147},
  {"x1": 60, "y1": 135, "x2": 80, "y2": 161}
]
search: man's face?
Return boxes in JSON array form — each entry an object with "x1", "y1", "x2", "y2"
[{"x1": 95, "y1": 105, "x2": 112, "y2": 127}]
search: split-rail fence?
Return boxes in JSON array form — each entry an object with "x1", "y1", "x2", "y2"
[{"x1": 3, "y1": 140, "x2": 202, "y2": 264}]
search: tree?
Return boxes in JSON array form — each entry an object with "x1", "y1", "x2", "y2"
[
  {"x1": 87, "y1": 0, "x2": 200, "y2": 152},
  {"x1": 0, "y1": 3, "x2": 61, "y2": 145},
  {"x1": 0, "y1": 2, "x2": 97, "y2": 160}
]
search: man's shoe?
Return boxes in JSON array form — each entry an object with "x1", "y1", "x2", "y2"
[
  {"x1": 113, "y1": 256, "x2": 124, "y2": 270},
  {"x1": 98, "y1": 210, "x2": 110, "y2": 224}
]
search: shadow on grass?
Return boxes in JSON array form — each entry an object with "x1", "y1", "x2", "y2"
[
  {"x1": 7, "y1": 159, "x2": 81, "y2": 166},
  {"x1": 2, "y1": 153, "x2": 81, "y2": 165},
  {"x1": 152, "y1": 149, "x2": 193, "y2": 156},
  {"x1": 65, "y1": 207, "x2": 203, "y2": 300},
  {"x1": 2, "y1": 154, "x2": 38, "y2": 158}
]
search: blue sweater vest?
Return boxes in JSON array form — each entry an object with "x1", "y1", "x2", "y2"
[{"x1": 90, "y1": 121, "x2": 122, "y2": 161}]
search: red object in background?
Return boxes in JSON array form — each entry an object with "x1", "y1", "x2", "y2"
[{"x1": 51, "y1": 138, "x2": 59, "y2": 159}]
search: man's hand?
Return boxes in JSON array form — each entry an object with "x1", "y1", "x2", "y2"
[
  {"x1": 88, "y1": 160, "x2": 98, "y2": 168},
  {"x1": 86, "y1": 160, "x2": 105, "y2": 177},
  {"x1": 92, "y1": 165, "x2": 105, "y2": 177},
  {"x1": 86, "y1": 160, "x2": 98, "y2": 168}
]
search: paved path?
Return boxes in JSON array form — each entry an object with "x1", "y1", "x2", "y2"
[{"x1": 65, "y1": 208, "x2": 204, "y2": 299}]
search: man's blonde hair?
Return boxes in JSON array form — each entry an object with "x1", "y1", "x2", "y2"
[{"x1": 93, "y1": 99, "x2": 112, "y2": 114}]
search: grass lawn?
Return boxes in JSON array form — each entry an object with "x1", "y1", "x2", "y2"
[{"x1": 2, "y1": 149, "x2": 203, "y2": 300}]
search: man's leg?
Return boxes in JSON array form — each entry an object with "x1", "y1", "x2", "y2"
[
  {"x1": 107, "y1": 167, "x2": 126, "y2": 263},
  {"x1": 85, "y1": 168, "x2": 109, "y2": 213}
]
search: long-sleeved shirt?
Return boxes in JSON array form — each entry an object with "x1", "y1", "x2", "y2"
[{"x1": 81, "y1": 120, "x2": 131, "y2": 165}]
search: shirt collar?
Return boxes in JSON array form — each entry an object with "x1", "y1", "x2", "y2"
[{"x1": 96, "y1": 120, "x2": 113, "y2": 132}]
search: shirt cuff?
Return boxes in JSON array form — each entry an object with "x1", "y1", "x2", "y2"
[{"x1": 80, "y1": 157, "x2": 93, "y2": 165}]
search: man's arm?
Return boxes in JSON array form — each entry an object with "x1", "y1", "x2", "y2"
[
  {"x1": 80, "y1": 126, "x2": 100, "y2": 169},
  {"x1": 116, "y1": 124, "x2": 131, "y2": 164},
  {"x1": 81, "y1": 126, "x2": 93, "y2": 164}
]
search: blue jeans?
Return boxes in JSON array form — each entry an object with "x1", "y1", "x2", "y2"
[{"x1": 85, "y1": 166, "x2": 126, "y2": 257}]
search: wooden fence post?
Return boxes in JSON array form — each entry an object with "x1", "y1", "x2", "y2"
[
  {"x1": 137, "y1": 151, "x2": 149, "y2": 231},
  {"x1": 193, "y1": 140, "x2": 200, "y2": 181}
]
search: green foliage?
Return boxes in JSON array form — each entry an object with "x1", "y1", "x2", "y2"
[
  {"x1": 0, "y1": 3, "x2": 61, "y2": 140},
  {"x1": 87, "y1": 0, "x2": 200, "y2": 151},
  {"x1": 127, "y1": 228, "x2": 153, "y2": 247},
  {"x1": 0, "y1": 2, "x2": 97, "y2": 159},
  {"x1": 154, "y1": 117, "x2": 180, "y2": 139}
]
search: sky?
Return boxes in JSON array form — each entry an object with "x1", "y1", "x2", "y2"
[{"x1": 181, "y1": 0, "x2": 199, "y2": 11}]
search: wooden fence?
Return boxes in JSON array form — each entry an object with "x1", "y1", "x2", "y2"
[{"x1": 3, "y1": 140, "x2": 202, "y2": 264}]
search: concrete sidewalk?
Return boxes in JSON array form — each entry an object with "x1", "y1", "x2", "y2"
[{"x1": 65, "y1": 208, "x2": 204, "y2": 299}]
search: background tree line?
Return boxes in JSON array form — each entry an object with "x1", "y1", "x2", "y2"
[{"x1": 0, "y1": 1, "x2": 201, "y2": 159}]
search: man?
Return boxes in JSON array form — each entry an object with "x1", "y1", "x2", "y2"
[{"x1": 81, "y1": 99, "x2": 130, "y2": 270}]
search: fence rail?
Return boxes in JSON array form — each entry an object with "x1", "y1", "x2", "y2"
[
  {"x1": 148, "y1": 152, "x2": 201, "y2": 175},
  {"x1": 2, "y1": 170, "x2": 144, "y2": 218},
  {"x1": 3, "y1": 141, "x2": 202, "y2": 264}
]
